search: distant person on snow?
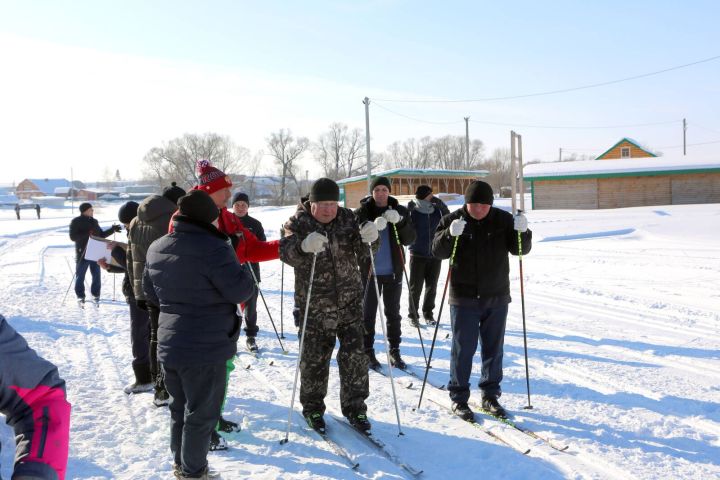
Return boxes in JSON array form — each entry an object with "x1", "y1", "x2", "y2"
[
  {"x1": 231, "y1": 191, "x2": 266, "y2": 354},
  {"x1": 126, "y1": 182, "x2": 186, "y2": 408},
  {"x1": 98, "y1": 201, "x2": 154, "y2": 395},
  {"x1": 143, "y1": 190, "x2": 255, "y2": 480},
  {"x1": 68, "y1": 202, "x2": 121, "y2": 306},
  {"x1": 432, "y1": 180, "x2": 531, "y2": 421},
  {"x1": 0, "y1": 314, "x2": 71, "y2": 480},
  {"x1": 406, "y1": 184, "x2": 450, "y2": 327}
]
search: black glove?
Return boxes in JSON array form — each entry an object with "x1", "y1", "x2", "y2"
[
  {"x1": 112, "y1": 224, "x2": 122, "y2": 233},
  {"x1": 136, "y1": 299, "x2": 148, "y2": 311}
]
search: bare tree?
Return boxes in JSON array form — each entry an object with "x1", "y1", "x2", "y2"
[
  {"x1": 479, "y1": 147, "x2": 512, "y2": 192},
  {"x1": 313, "y1": 123, "x2": 368, "y2": 180},
  {"x1": 266, "y1": 129, "x2": 309, "y2": 205},
  {"x1": 384, "y1": 135, "x2": 484, "y2": 170},
  {"x1": 142, "y1": 133, "x2": 249, "y2": 189}
]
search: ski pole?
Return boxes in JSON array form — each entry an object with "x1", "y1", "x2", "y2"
[
  {"x1": 416, "y1": 235, "x2": 458, "y2": 411},
  {"x1": 280, "y1": 223, "x2": 285, "y2": 339},
  {"x1": 517, "y1": 210, "x2": 533, "y2": 410},
  {"x1": 245, "y1": 261, "x2": 287, "y2": 354},
  {"x1": 390, "y1": 223, "x2": 428, "y2": 367},
  {"x1": 112, "y1": 231, "x2": 116, "y2": 302},
  {"x1": 280, "y1": 252, "x2": 317, "y2": 445},
  {"x1": 367, "y1": 240, "x2": 404, "y2": 436}
]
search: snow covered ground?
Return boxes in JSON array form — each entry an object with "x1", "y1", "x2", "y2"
[{"x1": 1, "y1": 198, "x2": 719, "y2": 479}]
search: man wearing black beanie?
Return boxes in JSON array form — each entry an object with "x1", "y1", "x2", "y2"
[
  {"x1": 231, "y1": 191, "x2": 266, "y2": 353},
  {"x1": 68, "y1": 202, "x2": 121, "y2": 307},
  {"x1": 432, "y1": 180, "x2": 531, "y2": 421},
  {"x1": 355, "y1": 176, "x2": 416, "y2": 371}
]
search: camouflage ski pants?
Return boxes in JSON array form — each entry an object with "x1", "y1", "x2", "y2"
[{"x1": 299, "y1": 314, "x2": 369, "y2": 418}]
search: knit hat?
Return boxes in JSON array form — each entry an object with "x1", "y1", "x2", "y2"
[
  {"x1": 118, "y1": 201, "x2": 139, "y2": 224},
  {"x1": 415, "y1": 184, "x2": 433, "y2": 200},
  {"x1": 79, "y1": 202, "x2": 92, "y2": 214},
  {"x1": 370, "y1": 176, "x2": 391, "y2": 192},
  {"x1": 162, "y1": 182, "x2": 186, "y2": 205},
  {"x1": 232, "y1": 192, "x2": 250, "y2": 206},
  {"x1": 464, "y1": 180, "x2": 494, "y2": 205},
  {"x1": 178, "y1": 190, "x2": 219, "y2": 224},
  {"x1": 195, "y1": 159, "x2": 233, "y2": 194},
  {"x1": 309, "y1": 178, "x2": 340, "y2": 202}
]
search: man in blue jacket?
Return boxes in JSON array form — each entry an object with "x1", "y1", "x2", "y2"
[
  {"x1": 407, "y1": 185, "x2": 450, "y2": 327},
  {"x1": 143, "y1": 190, "x2": 255, "y2": 480}
]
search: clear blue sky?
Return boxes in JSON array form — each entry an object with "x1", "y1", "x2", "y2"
[{"x1": 1, "y1": 0, "x2": 718, "y2": 184}]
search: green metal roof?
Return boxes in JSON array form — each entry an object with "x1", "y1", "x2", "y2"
[{"x1": 336, "y1": 168, "x2": 487, "y2": 185}]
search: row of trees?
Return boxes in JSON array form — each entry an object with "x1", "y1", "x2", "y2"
[{"x1": 141, "y1": 125, "x2": 517, "y2": 204}]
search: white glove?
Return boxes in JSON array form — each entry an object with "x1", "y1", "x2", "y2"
[
  {"x1": 514, "y1": 213, "x2": 528, "y2": 233},
  {"x1": 449, "y1": 218, "x2": 466, "y2": 237},
  {"x1": 359, "y1": 221, "x2": 379, "y2": 244},
  {"x1": 383, "y1": 209, "x2": 401, "y2": 224},
  {"x1": 374, "y1": 216, "x2": 388, "y2": 231},
  {"x1": 301, "y1": 232, "x2": 328, "y2": 253}
]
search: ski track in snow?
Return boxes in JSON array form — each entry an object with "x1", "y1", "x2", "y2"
[{"x1": 1, "y1": 203, "x2": 719, "y2": 479}]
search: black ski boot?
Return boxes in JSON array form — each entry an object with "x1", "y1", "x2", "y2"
[
  {"x1": 348, "y1": 412, "x2": 371, "y2": 432},
  {"x1": 209, "y1": 430, "x2": 228, "y2": 451},
  {"x1": 408, "y1": 315, "x2": 420, "y2": 328},
  {"x1": 124, "y1": 364, "x2": 154, "y2": 394},
  {"x1": 366, "y1": 349, "x2": 381, "y2": 371},
  {"x1": 423, "y1": 313, "x2": 437, "y2": 326},
  {"x1": 481, "y1": 396, "x2": 508, "y2": 419},
  {"x1": 305, "y1": 412, "x2": 326, "y2": 434},
  {"x1": 452, "y1": 402, "x2": 475, "y2": 422},
  {"x1": 389, "y1": 348, "x2": 407, "y2": 370},
  {"x1": 246, "y1": 336, "x2": 259, "y2": 353},
  {"x1": 218, "y1": 416, "x2": 241, "y2": 433}
]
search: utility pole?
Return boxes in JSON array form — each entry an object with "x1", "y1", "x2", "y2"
[
  {"x1": 518, "y1": 133, "x2": 525, "y2": 212},
  {"x1": 464, "y1": 117, "x2": 470, "y2": 168},
  {"x1": 364, "y1": 97, "x2": 372, "y2": 192},
  {"x1": 559, "y1": 148, "x2": 562, "y2": 162},
  {"x1": 683, "y1": 118, "x2": 687, "y2": 156},
  {"x1": 510, "y1": 131, "x2": 517, "y2": 214}
]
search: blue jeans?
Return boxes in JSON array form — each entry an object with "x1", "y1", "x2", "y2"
[
  {"x1": 447, "y1": 303, "x2": 508, "y2": 403},
  {"x1": 75, "y1": 259, "x2": 101, "y2": 299}
]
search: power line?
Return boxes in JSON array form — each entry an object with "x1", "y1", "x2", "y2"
[
  {"x1": 374, "y1": 54, "x2": 720, "y2": 103},
  {"x1": 373, "y1": 100, "x2": 680, "y2": 130}
]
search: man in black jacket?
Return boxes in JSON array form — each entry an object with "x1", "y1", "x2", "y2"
[
  {"x1": 407, "y1": 185, "x2": 450, "y2": 327},
  {"x1": 143, "y1": 190, "x2": 255, "y2": 480},
  {"x1": 68, "y1": 202, "x2": 121, "y2": 306},
  {"x1": 432, "y1": 180, "x2": 531, "y2": 421},
  {"x1": 231, "y1": 191, "x2": 266, "y2": 353},
  {"x1": 355, "y1": 176, "x2": 416, "y2": 371}
]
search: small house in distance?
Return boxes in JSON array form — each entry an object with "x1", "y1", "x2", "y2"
[
  {"x1": 336, "y1": 168, "x2": 488, "y2": 208},
  {"x1": 524, "y1": 152, "x2": 720, "y2": 209},
  {"x1": 596, "y1": 137, "x2": 657, "y2": 160}
]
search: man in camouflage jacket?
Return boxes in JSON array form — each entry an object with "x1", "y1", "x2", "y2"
[{"x1": 280, "y1": 178, "x2": 379, "y2": 433}]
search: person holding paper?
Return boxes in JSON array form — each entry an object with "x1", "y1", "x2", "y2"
[{"x1": 68, "y1": 202, "x2": 121, "y2": 306}]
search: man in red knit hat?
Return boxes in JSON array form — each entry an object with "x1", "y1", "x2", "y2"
[{"x1": 170, "y1": 159, "x2": 280, "y2": 451}]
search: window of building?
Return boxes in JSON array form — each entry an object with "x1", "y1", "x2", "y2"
[{"x1": 621, "y1": 147, "x2": 631, "y2": 158}]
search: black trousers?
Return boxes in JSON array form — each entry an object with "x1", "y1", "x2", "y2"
[
  {"x1": 243, "y1": 289, "x2": 259, "y2": 337},
  {"x1": 408, "y1": 256, "x2": 442, "y2": 319},
  {"x1": 163, "y1": 362, "x2": 227, "y2": 477},
  {"x1": 128, "y1": 301, "x2": 150, "y2": 369},
  {"x1": 148, "y1": 305, "x2": 165, "y2": 390},
  {"x1": 362, "y1": 274, "x2": 403, "y2": 350}
]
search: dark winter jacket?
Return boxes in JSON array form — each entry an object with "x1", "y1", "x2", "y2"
[
  {"x1": 432, "y1": 206, "x2": 532, "y2": 305},
  {"x1": 142, "y1": 216, "x2": 256, "y2": 367},
  {"x1": 235, "y1": 213, "x2": 266, "y2": 281},
  {"x1": 280, "y1": 199, "x2": 375, "y2": 330},
  {"x1": 68, "y1": 215, "x2": 115, "y2": 261},
  {"x1": 354, "y1": 195, "x2": 416, "y2": 280},
  {"x1": 127, "y1": 195, "x2": 178, "y2": 302},
  {"x1": 0, "y1": 314, "x2": 71, "y2": 480},
  {"x1": 407, "y1": 196, "x2": 450, "y2": 258}
]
